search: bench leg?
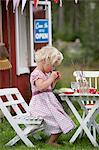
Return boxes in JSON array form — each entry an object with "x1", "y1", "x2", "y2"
[{"x1": 6, "y1": 125, "x2": 44, "y2": 147}]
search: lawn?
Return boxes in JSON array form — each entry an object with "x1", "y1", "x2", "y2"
[
  {"x1": 0, "y1": 65, "x2": 99, "y2": 150},
  {"x1": 0, "y1": 117, "x2": 99, "y2": 150}
]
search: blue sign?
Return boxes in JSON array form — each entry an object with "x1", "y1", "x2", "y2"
[{"x1": 34, "y1": 19, "x2": 49, "y2": 43}]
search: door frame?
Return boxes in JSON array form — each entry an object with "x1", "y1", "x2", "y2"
[{"x1": 29, "y1": 1, "x2": 52, "y2": 66}]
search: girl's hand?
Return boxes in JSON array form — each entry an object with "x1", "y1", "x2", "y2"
[
  {"x1": 50, "y1": 71, "x2": 59, "y2": 81},
  {"x1": 51, "y1": 71, "x2": 61, "y2": 89},
  {"x1": 56, "y1": 71, "x2": 61, "y2": 80},
  {"x1": 50, "y1": 71, "x2": 61, "y2": 81}
]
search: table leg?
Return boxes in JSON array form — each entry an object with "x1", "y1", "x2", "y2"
[
  {"x1": 91, "y1": 111, "x2": 99, "y2": 134},
  {"x1": 65, "y1": 97, "x2": 98, "y2": 147}
]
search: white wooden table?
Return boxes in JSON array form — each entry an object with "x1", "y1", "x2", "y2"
[{"x1": 59, "y1": 93, "x2": 99, "y2": 147}]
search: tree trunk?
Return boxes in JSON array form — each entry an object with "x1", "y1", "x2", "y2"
[
  {"x1": 58, "y1": 6, "x2": 64, "y2": 33},
  {"x1": 73, "y1": 2, "x2": 80, "y2": 33}
]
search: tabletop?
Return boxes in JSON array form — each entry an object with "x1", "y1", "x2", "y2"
[{"x1": 59, "y1": 93, "x2": 99, "y2": 97}]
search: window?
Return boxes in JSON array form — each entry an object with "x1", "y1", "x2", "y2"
[{"x1": 15, "y1": 1, "x2": 52, "y2": 75}]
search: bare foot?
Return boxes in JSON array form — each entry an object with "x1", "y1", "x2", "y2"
[{"x1": 47, "y1": 142, "x2": 60, "y2": 147}]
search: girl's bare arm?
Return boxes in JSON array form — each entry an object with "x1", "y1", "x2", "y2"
[{"x1": 35, "y1": 71, "x2": 58, "y2": 91}]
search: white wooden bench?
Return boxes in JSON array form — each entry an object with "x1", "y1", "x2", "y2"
[
  {"x1": 73, "y1": 71, "x2": 99, "y2": 139},
  {"x1": 73, "y1": 71, "x2": 99, "y2": 107},
  {"x1": 0, "y1": 88, "x2": 44, "y2": 147},
  {"x1": 73, "y1": 71, "x2": 99, "y2": 89}
]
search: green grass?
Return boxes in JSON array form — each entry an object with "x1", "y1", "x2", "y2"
[
  {"x1": 0, "y1": 65, "x2": 99, "y2": 150},
  {"x1": 0, "y1": 118, "x2": 99, "y2": 150}
]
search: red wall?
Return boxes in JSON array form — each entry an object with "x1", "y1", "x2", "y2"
[
  {"x1": 1, "y1": 1, "x2": 31, "y2": 103},
  {"x1": 0, "y1": 2, "x2": 49, "y2": 103}
]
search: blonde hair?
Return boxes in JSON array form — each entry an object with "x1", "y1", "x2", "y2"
[{"x1": 35, "y1": 46, "x2": 63, "y2": 66}]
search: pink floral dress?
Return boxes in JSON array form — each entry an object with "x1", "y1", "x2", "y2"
[{"x1": 29, "y1": 69, "x2": 75, "y2": 135}]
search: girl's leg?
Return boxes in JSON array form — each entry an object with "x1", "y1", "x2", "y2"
[{"x1": 47, "y1": 133, "x2": 61, "y2": 145}]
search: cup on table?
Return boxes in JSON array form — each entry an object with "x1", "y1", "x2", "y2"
[
  {"x1": 71, "y1": 82, "x2": 79, "y2": 93},
  {"x1": 78, "y1": 82, "x2": 89, "y2": 94}
]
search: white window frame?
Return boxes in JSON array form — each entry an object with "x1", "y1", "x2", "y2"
[
  {"x1": 29, "y1": 0, "x2": 52, "y2": 66},
  {"x1": 15, "y1": 7, "x2": 30, "y2": 75}
]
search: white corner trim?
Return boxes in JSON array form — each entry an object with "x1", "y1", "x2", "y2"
[
  {"x1": 0, "y1": 0, "x2": 3, "y2": 42},
  {"x1": 48, "y1": 1, "x2": 52, "y2": 46},
  {"x1": 29, "y1": 1, "x2": 35, "y2": 66}
]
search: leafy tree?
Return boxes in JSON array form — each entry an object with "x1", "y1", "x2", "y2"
[{"x1": 52, "y1": 0, "x2": 99, "y2": 62}]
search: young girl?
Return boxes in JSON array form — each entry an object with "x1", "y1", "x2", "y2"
[{"x1": 29, "y1": 46, "x2": 75, "y2": 146}]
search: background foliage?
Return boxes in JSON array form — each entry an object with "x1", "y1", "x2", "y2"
[{"x1": 51, "y1": 0, "x2": 99, "y2": 88}]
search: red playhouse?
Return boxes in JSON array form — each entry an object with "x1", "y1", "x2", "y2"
[{"x1": 0, "y1": 0, "x2": 57, "y2": 102}]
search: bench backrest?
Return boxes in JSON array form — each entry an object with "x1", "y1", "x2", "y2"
[
  {"x1": 73, "y1": 71, "x2": 99, "y2": 89},
  {"x1": 0, "y1": 88, "x2": 29, "y2": 116}
]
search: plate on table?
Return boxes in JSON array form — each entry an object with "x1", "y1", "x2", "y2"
[
  {"x1": 64, "y1": 91, "x2": 74, "y2": 94},
  {"x1": 59, "y1": 88, "x2": 74, "y2": 94}
]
